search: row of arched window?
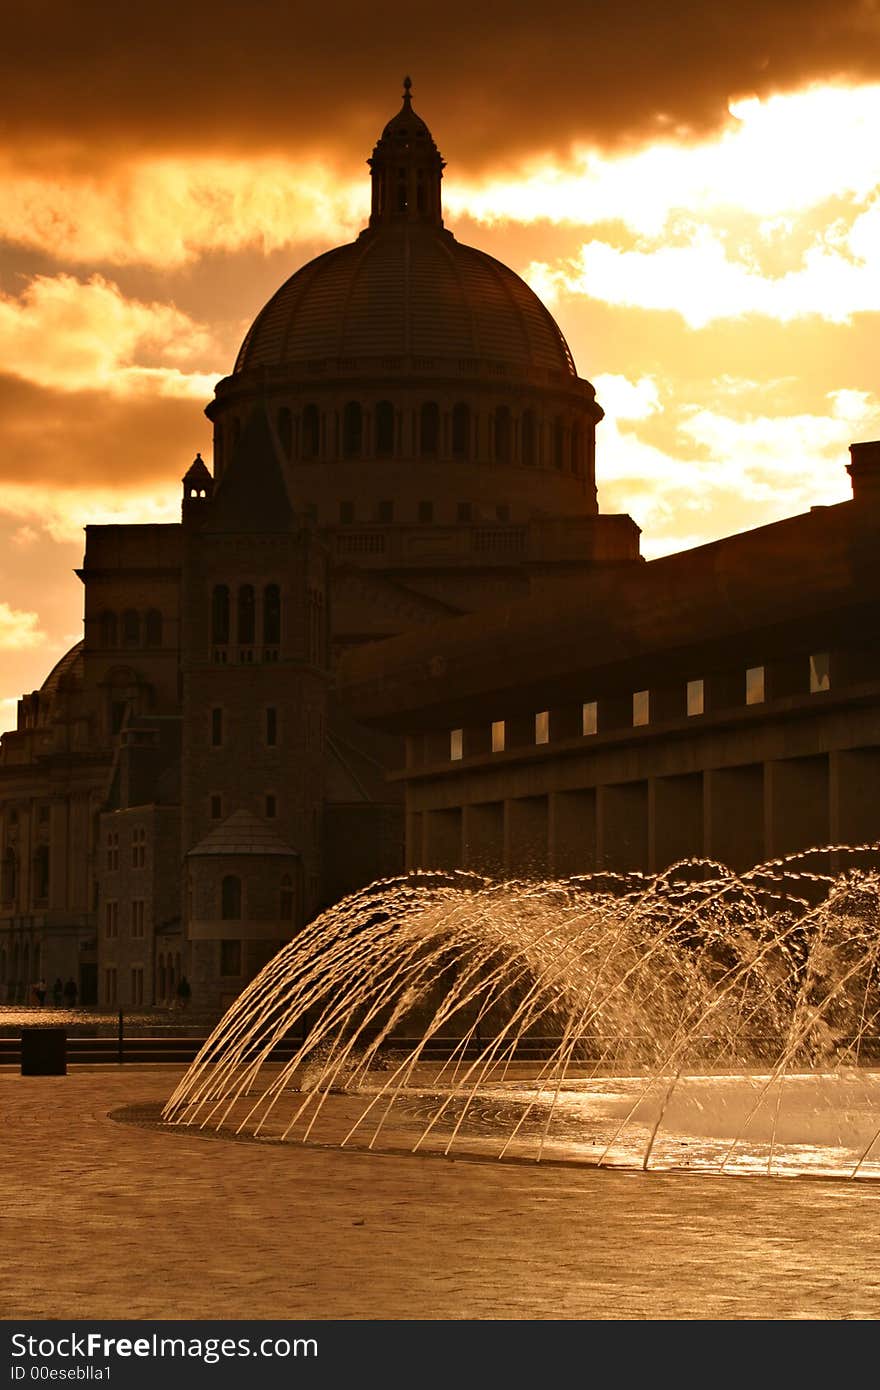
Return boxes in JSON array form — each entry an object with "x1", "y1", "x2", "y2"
[
  {"x1": 212, "y1": 584, "x2": 281, "y2": 648},
  {"x1": 0, "y1": 941, "x2": 40, "y2": 992},
  {"x1": 217, "y1": 403, "x2": 586, "y2": 472},
  {"x1": 1, "y1": 846, "x2": 49, "y2": 905},
  {"x1": 99, "y1": 610, "x2": 163, "y2": 649}
]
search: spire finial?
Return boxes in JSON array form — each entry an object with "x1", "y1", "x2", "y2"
[{"x1": 402, "y1": 75, "x2": 412, "y2": 105}]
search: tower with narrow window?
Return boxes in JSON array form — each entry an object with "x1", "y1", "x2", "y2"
[{"x1": 180, "y1": 406, "x2": 329, "y2": 1009}]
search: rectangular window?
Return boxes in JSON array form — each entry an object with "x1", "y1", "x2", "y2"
[
  {"x1": 457, "y1": 501, "x2": 472, "y2": 522},
  {"x1": 131, "y1": 826, "x2": 146, "y2": 868},
  {"x1": 633, "y1": 690, "x2": 650, "y2": 726},
  {"x1": 220, "y1": 939, "x2": 242, "y2": 977},
  {"x1": 339, "y1": 501, "x2": 355, "y2": 524},
  {"x1": 266, "y1": 707, "x2": 278, "y2": 746},
  {"x1": 450, "y1": 728, "x2": 463, "y2": 761},
  {"x1": 265, "y1": 794, "x2": 277, "y2": 819},
  {"x1": 211, "y1": 708, "x2": 223, "y2": 746},
  {"x1": 131, "y1": 966, "x2": 144, "y2": 1006},
  {"x1": 535, "y1": 710, "x2": 550, "y2": 745},
  {"x1": 104, "y1": 967, "x2": 117, "y2": 1006},
  {"x1": 106, "y1": 832, "x2": 119, "y2": 871},
  {"x1": 378, "y1": 499, "x2": 394, "y2": 523},
  {"x1": 105, "y1": 900, "x2": 119, "y2": 939},
  {"x1": 810, "y1": 652, "x2": 831, "y2": 693},
  {"x1": 131, "y1": 900, "x2": 145, "y2": 938},
  {"x1": 491, "y1": 720, "x2": 506, "y2": 753},
  {"x1": 210, "y1": 794, "x2": 222, "y2": 820},
  {"x1": 746, "y1": 666, "x2": 765, "y2": 705},
  {"x1": 687, "y1": 679, "x2": 705, "y2": 717},
  {"x1": 418, "y1": 500, "x2": 434, "y2": 523},
  {"x1": 582, "y1": 701, "x2": 598, "y2": 736}
]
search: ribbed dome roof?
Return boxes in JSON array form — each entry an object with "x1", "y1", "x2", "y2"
[
  {"x1": 233, "y1": 226, "x2": 577, "y2": 379},
  {"x1": 38, "y1": 641, "x2": 83, "y2": 719}
]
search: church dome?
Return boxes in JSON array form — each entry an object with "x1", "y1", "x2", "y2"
[
  {"x1": 233, "y1": 227, "x2": 576, "y2": 381},
  {"x1": 233, "y1": 77, "x2": 576, "y2": 383},
  {"x1": 208, "y1": 81, "x2": 603, "y2": 534}
]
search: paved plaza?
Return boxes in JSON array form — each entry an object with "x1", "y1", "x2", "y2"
[{"x1": 3, "y1": 1067, "x2": 880, "y2": 1320}]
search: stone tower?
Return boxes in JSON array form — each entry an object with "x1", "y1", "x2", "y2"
[{"x1": 180, "y1": 406, "x2": 329, "y2": 1010}]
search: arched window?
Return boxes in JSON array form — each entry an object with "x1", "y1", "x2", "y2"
[
  {"x1": 263, "y1": 584, "x2": 281, "y2": 645},
  {"x1": 452, "y1": 403, "x2": 470, "y2": 459},
  {"x1": 280, "y1": 873, "x2": 294, "y2": 922},
  {"x1": 100, "y1": 611, "x2": 117, "y2": 648},
  {"x1": 302, "y1": 404, "x2": 320, "y2": 459},
  {"x1": 277, "y1": 407, "x2": 292, "y2": 458},
  {"x1": 33, "y1": 845, "x2": 49, "y2": 903},
  {"x1": 237, "y1": 585, "x2": 255, "y2": 646},
  {"x1": 144, "y1": 610, "x2": 162, "y2": 647},
  {"x1": 570, "y1": 423, "x2": 582, "y2": 474},
  {"x1": 221, "y1": 875, "x2": 242, "y2": 920},
  {"x1": 375, "y1": 401, "x2": 394, "y2": 456},
  {"x1": 1, "y1": 849, "x2": 16, "y2": 904},
  {"x1": 554, "y1": 416, "x2": 565, "y2": 470},
  {"x1": 343, "y1": 402, "x2": 362, "y2": 458},
  {"x1": 122, "y1": 610, "x2": 140, "y2": 647},
  {"x1": 521, "y1": 409, "x2": 536, "y2": 467},
  {"x1": 212, "y1": 585, "x2": 230, "y2": 645},
  {"x1": 420, "y1": 402, "x2": 439, "y2": 456},
  {"x1": 494, "y1": 406, "x2": 511, "y2": 464}
]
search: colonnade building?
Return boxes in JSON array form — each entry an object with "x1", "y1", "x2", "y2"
[{"x1": 339, "y1": 445, "x2": 880, "y2": 885}]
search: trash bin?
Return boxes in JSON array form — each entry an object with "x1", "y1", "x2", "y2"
[{"x1": 21, "y1": 1027, "x2": 67, "y2": 1076}]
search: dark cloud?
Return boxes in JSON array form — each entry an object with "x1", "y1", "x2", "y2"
[
  {"x1": 3, "y1": 0, "x2": 879, "y2": 169},
  {"x1": 0, "y1": 375, "x2": 210, "y2": 487}
]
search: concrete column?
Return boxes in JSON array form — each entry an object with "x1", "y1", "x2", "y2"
[
  {"x1": 406, "y1": 811, "x2": 424, "y2": 870},
  {"x1": 650, "y1": 773, "x2": 704, "y2": 872},
  {"x1": 765, "y1": 756, "x2": 829, "y2": 859},
  {"x1": 830, "y1": 747, "x2": 880, "y2": 871},
  {"x1": 462, "y1": 802, "x2": 504, "y2": 876},
  {"x1": 549, "y1": 789, "x2": 596, "y2": 877},
  {"x1": 505, "y1": 796, "x2": 549, "y2": 878},
  {"x1": 705, "y1": 765, "x2": 765, "y2": 871},
  {"x1": 424, "y1": 808, "x2": 462, "y2": 871},
  {"x1": 596, "y1": 781, "x2": 649, "y2": 873}
]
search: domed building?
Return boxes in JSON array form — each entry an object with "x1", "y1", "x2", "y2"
[{"x1": 0, "y1": 83, "x2": 641, "y2": 1012}]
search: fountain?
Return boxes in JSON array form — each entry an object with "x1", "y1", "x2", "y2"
[{"x1": 163, "y1": 846, "x2": 880, "y2": 1178}]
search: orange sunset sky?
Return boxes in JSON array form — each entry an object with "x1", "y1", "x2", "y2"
[{"x1": 2, "y1": 0, "x2": 880, "y2": 723}]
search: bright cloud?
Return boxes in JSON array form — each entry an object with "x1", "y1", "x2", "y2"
[
  {"x1": 0, "y1": 601, "x2": 44, "y2": 650},
  {"x1": 449, "y1": 84, "x2": 880, "y2": 234},
  {"x1": 0, "y1": 274, "x2": 220, "y2": 397},
  {"x1": 0, "y1": 481, "x2": 180, "y2": 545},
  {"x1": 592, "y1": 373, "x2": 866, "y2": 555},
  {"x1": 525, "y1": 217, "x2": 880, "y2": 328},
  {"x1": 1, "y1": 157, "x2": 363, "y2": 267}
]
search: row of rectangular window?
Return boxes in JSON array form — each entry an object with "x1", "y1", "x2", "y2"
[
  {"x1": 449, "y1": 655, "x2": 832, "y2": 759},
  {"x1": 104, "y1": 966, "x2": 143, "y2": 1006},
  {"x1": 104, "y1": 900, "x2": 146, "y2": 938},
  {"x1": 105, "y1": 828, "x2": 147, "y2": 870},
  {"x1": 337, "y1": 501, "x2": 511, "y2": 525}
]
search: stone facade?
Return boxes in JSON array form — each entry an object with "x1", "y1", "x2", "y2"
[{"x1": 0, "y1": 86, "x2": 639, "y2": 1012}]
